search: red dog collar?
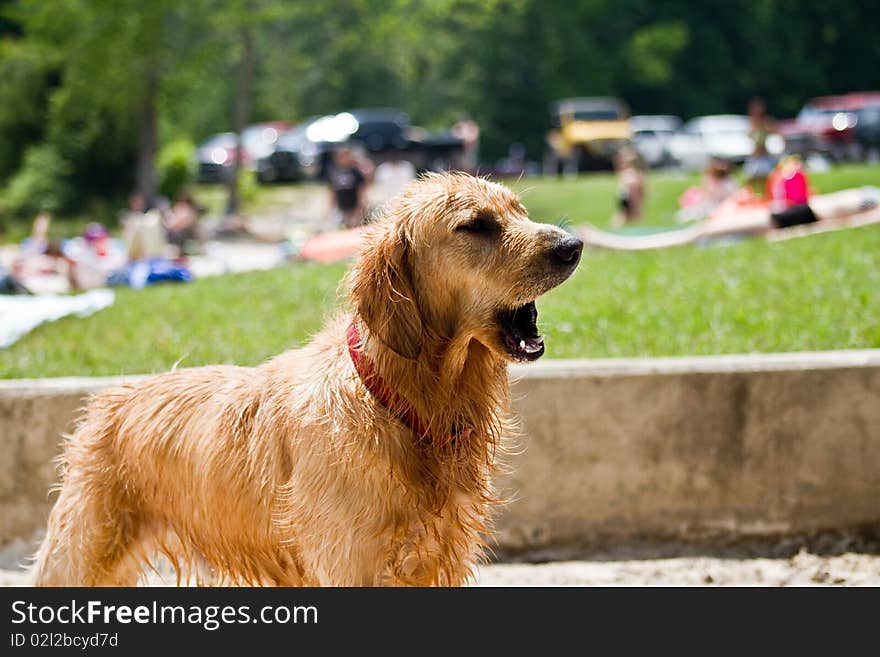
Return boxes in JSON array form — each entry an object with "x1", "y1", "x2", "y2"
[{"x1": 346, "y1": 323, "x2": 471, "y2": 445}]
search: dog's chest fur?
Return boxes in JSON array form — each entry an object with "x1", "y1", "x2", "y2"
[
  {"x1": 265, "y1": 331, "x2": 499, "y2": 586},
  {"x1": 284, "y1": 442, "x2": 490, "y2": 586}
]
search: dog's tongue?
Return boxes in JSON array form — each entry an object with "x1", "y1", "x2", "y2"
[{"x1": 518, "y1": 336, "x2": 544, "y2": 354}]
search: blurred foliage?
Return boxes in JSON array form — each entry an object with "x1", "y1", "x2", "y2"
[
  {"x1": 0, "y1": 143, "x2": 73, "y2": 219},
  {"x1": 0, "y1": 35, "x2": 52, "y2": 181},
  {"x1": 238, "y1": 168, "x2": 259, "y2": 205},
  {"x1": 157, "y1": 138, "x2": 196, "y2": 200},
  {"x1": 0, "y1": 0, "x2": 879, "y2": 216},
  {"x1": 625, "y1": 21, "x2": 690, "y2": 87}
]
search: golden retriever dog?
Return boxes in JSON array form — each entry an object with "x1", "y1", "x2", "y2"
[{"x1": 33, "y1": 172, "x2": 582, "y2": 586}]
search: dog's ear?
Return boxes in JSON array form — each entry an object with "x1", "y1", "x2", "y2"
[{"x1": 352, "y1": 224, "x2": 423, "y2": 359}]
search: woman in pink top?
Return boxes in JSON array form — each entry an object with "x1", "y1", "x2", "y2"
[{"x1": 767, "y1": 156, "x2": 816, "y2": 227}]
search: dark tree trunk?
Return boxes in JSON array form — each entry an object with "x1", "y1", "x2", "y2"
[
  {"x1": 226, "y1": 25, "x2": 254, "y2": 216},
  {"x1": 136, "y1": 63, "x2": 159, "y2": 208}
]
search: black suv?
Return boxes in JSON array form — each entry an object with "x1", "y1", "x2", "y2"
[
  {"x1": 348, "y1": 108, "x2": 411, "y2": 152},
  {"x1": 257, "y1": 108, "x2": 463, "y2": 183},
  {"x1": 257, "y1": 110, "x2": 408, "y2": 183}
]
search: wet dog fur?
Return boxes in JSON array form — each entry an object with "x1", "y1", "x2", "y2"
[{"x1": 33, "y1": 172, "x2": 582, "y2": 586}]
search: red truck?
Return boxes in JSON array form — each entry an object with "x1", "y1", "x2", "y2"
[{"x1": 777, "y1": 91, "x2": 880, "y2": 161}]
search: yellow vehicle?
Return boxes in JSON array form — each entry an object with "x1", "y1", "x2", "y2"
[{"x1": 545, "y1": 97, "x2": 632, "y2": 173}]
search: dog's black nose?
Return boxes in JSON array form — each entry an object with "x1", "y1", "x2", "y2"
[{"x1": 552, "y1": 236, "x2": 583, "y2": 267}]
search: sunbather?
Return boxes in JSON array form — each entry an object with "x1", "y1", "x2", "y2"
[{"x1": 580, "y1": 185, "x2": 880, "y2": 250}]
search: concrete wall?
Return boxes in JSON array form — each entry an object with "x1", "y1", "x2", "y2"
[
  {"x1": 0, "y1": 377, "x2": 138, "y2": 550},
  {"x1": 2, "y1": 351, "x2": 879, "y2": 555},
  {"x1": 497, "y1": 351, "x2": 880, "y2": 554}
]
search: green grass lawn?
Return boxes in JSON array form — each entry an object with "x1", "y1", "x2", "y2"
[{"x1": 2, "y1": 164, "x2": 878, "y2": 378}]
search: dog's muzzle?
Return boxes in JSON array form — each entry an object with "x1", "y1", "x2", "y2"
[{"x1": 550, "y1": 235, "x2": 584, "y2": 270}]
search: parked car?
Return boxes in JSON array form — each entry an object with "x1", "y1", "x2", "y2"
[
  {"x1": 340, "y1": 108, "x2": 463, "y2": 169},
  {"x1": 777, "y1": 97, "x2": 855, "y2": 160},
  {"x1": 196, "y1": 121, "x2": 293, "y2": 183},
  {"x1": 779, "y1": 91, "x2": 880, "y2": 160},
  {"x1": 256, "y1": 119, "x2": 329, "y2": 183},
  {"x1": 257, "y1": 109, "x2": 465, "y2": 183},
  {"x1": 242, "y1": 121, "x2": 293, "y2": 161},
  {"x1": 348, "y1": 108, "x2": 411, "y2": 152},
  {"x1": 778, "y1": 92, "x2": 880, "y2": 161},
  {"x1": 196, "y1": 132, "x2": 238, "y2": 183},
  {"x1": 404, "y1": 125, "x2": 467, "y2": 172},
  {"x1": 630, "y1": 115, "x2": 682, "y2": 167},
  {"x1": 545, "y1": 97, "x2": 631, "y2": 173},
  {"x1": 855, "y1": 101, "x2": 880, "y2": 161},
  {"x1": 668, "y1": 115, "x2": 754, "y2": 170}
]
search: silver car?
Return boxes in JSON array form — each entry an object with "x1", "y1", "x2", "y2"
[
  {"x1": 630, "y1": 115, "x2": 682, "y2": 167},
  {"x1": 668, "y1": 115, "x2": 755, "y2": 170}
]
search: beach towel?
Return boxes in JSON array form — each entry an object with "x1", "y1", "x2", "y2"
[{"x1": 0, "y1": 289, "x2": 115, "y2": 348}]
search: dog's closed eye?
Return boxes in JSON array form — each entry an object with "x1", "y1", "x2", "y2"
[{"x1": 456, "y1": 211, "x2": 498, "y2": 235}]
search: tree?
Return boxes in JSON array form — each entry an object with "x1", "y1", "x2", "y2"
[
  {"x1": 209, "y1": 0, "x2": 297, "y2": 216},
  {"x1": 226, "y1": 24, "x2": 254, "y2": 216},
  {"x1": 4, "y1": 0, "x2": 209, "y2": 209}
]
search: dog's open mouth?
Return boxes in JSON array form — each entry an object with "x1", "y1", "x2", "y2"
[{"x1": 497, "y1": 301, "x2": 544, "y2": 361}]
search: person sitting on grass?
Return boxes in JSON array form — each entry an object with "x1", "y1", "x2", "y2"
[
  {"x1": 8, "y1": 212, "x2": 67, "y2": 294},
  {"x1": 163, "y1": 190, "x2": 202, "y2": 255},
  {"x1": 765, "y1": 155, "x2": 814, "y2": 228},
  {"x1": 677, "y1": 158, "x2": 740, "y2": 223}
]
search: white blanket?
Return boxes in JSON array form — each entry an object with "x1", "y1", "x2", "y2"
[{"x1": 0, "y1": 289, "x2": 115, "y2": 348}]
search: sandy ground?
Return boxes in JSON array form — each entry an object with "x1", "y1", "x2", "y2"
[
  {"x1": 474, "y1": 551, "x2": 880, "y2": 586},
  {"x1": 3, "y1": 550, "x2": 879, "y2": 587}
]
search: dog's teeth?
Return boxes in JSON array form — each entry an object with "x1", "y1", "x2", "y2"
[
  {"x1": 519, "y1": 340, "x2": 526, "y2": 350},
  {"x1": 522, "y1": 337, "x2": 544, "y2": 353}
]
